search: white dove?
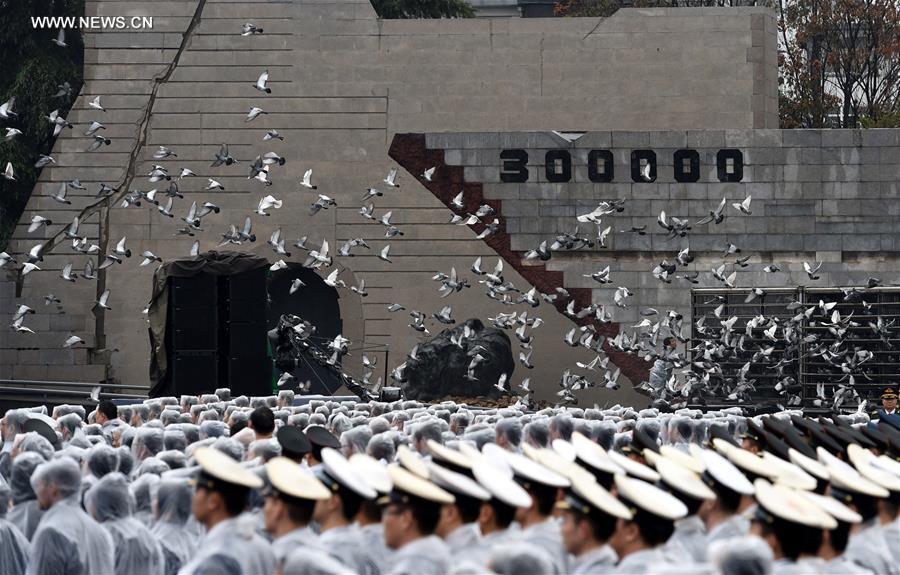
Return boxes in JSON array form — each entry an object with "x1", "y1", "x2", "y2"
[{"x1": 256, "y1": 195, "x2": 283, "y2": 215}]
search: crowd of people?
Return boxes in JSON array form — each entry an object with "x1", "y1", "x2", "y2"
[{"x1": 0, "y1": 385, "x2": 897, "y2": 575}]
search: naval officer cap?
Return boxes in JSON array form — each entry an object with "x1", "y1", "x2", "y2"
[
  {"x1": 379, "y1": 464, "x2": 454, "y2": 507},
  {"x1": 472, "y1": 461, "x2": 532, "y2": 509},
  {"x1": 654, "y1": 456, "x2": 715, "y2": 502},
  {"x1": 305, "y1": 425, "x2": 340, "y2": 450},
  {"x1": 524, "y1": 443, "x2": 595, "y2": 485},
  {"x1": 349, "y1": 453, "x2": 393, "y2": 494},
  {"x1": 194, "y1": 446, "x2": 264, "y2": 489},
  {"x1": 566, "y1": 433, "x2": 624, "y2": 480},
  {"x1": 782, "y1": 428, "x2": 818, "y2": 460},
  {"x1": 821, "y1": 455, "x2": 888, "y2": 501},
  {"x1": 847, "y1": 444, "x2": 900, "y2": 496},
  {"x1": 691, "y1": 444, "x2": 755, "y2": 496},
  {"x1": 622, "y1": 425, "x2": 659, "y2": 457},
  {"x1": 752, "y1": 479, "x2": 836, "y2": 530},
  {"x1": 614, "y1": 474, "x2": 688, "y2": 521},
  {"x1": 788, "y1": 447, "x2": 830, "y2": 482},
  {"x1": 428, "y1": 462, "x2": 490, "y2": 501},
  {"x1": 265, "y1": 456, "x2": 330, "y2": 501},
  {"x1": 720, "y1": 443, "x2": 778, "y2": 481},
  {"x1": 557, "y1": 472, "x2": 632, "y2": 521},
  {"x1": 317, "y1": 447, "x2": 377, "y2": 500},
  {"x1": 396, "y1": 444, "x2": 430, "y2": 479},
  {"x1": 643, "y1": 445, "x2": 705, "y2": 475},
  {"x1": 799, "y1": 490, "x2": 862, "y2": 525},
  {"x1": 874, "y1": 453, "x2": 900, "y2": 477},
  {"x1": 501, "y1": 447, "x2": 570, "y2": 489},
  {"x1": 427, "y1": 439, "x2": 474, "y2": 475},
  {"x1": 708, "y1": 423, "x2": 741, "y2": 449},
  {"x1": 276, "y1": 426, "x2": 311, "y2": 457},
  {"x1": 858, "y1": 425, "x2": 891, "y2": 453},
  {"x1": 742, "y1": 419, "x2": 765, "y2": 445},
  {"x1": 760, "y1": 452, "x2": 817, "y2": 491},
  {"x1": 607, "y1": 450, "x2": 660, "y2": 483}
]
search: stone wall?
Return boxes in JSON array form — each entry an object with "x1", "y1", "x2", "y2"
[
  {"x1": 1, "y1": 0, "x2": 776, "y2": 406},
  {"x1": 397, "y1": 128, "x2": 900, "y2": 359}
]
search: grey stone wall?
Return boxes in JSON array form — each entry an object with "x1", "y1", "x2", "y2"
[
  {"x1": 1, "y1": 0, "x2": 776, "y2": 406},
  {"x1": 432, "y1": 128, "x2": 900, "y2": 332}
]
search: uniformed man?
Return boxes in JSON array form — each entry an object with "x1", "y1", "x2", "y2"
[
  {"x1": 495, "y1": 444, "x2": 570, "y2": 574},
  {"x1": 380, "y1": 464, "x2": 453, "y2": 575},
  {"x1": 607, "y1": 473, "x2": 688, "y2": 573},
  {"x1": 313, "y1": 447, "x2": 380, "y2": 575},
  {"x1": 647, "y1": 453, "x2": 715, "y2": 563},
  {"x1": 556, "y1": 472, "x2": 632, "y2": 574},
  {"x1": 263, "y1": 456, "x2": 329, "y2": 569},
  {"x1": 466, "y1": 460, "x2": 532, "y2": 567},
  {"x1": 847, "y1": 444, "x2": 900, "y2": 567},
  {"x1": 798, "y1": 490, "x2": 870, "y2": 574},
  {"x1": 178, "y1": 447, "x2": 275, "y2": 575},
  {"x1": 824, "y1": 451, "x2": 896, "y2": 575},
  {"x1": 749, "y1": 478, "x2": 836, "y2": 574},
  {"x1": 692, "y1": 442, "x2": 755, "y2": 548},
  {"x1": 428, "y1": 462, "x2": 489, "y2": 554},
  {"x1": 871, "y1": 386, "x2": 898, "y2": 421},
  {"x1": 349, "y1": 453, "x2": 394, "y2": 575}
]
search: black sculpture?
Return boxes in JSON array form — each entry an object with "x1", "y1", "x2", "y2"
[{"x1": 401, "y1": 318, "x2": 515, "y2": 401}]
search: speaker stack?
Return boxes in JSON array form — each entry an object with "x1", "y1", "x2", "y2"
[
  {"x1": 166, "y1": 268, "x2": 271, "y2": 396},
  {"x1": 167, "y1": 274, "x2": 219, "y2": 396},
  {"x1": 220, "y1": 268, "x2": 270, "y2": 396}
]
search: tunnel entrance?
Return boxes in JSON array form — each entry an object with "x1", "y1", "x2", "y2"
[{"x1": 267, "y1": 265, "x2": 344, "y2": 395}]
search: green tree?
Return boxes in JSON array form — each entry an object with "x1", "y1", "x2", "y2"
[
  {"x1": 0, "y1": 0, "x2": 84, "y2": 251},
  {"x1": 778, "y1": 0, "x2": 900, "y2": 128},
  {"x1": 370, "y1": 0, "x2": 475, "y2": 18}
]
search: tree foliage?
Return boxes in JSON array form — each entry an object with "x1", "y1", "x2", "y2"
[
  {"x1": 778, "y1": 0, "x2": 900, "y2": 128},
  {"x1": 370, "y1": 0, "x2": 476, "y2": 18},
  {"x1": 0, "y1": 0, "x2": 84, "y2": 251}
]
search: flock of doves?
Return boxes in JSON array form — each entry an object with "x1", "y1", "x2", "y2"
[{"x1": 0, "y1": 23, "x2": 890, "y2": 410}]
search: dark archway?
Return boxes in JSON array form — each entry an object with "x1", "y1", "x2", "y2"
[{"x1": 267, "y1": 265, "x2": 343, "y2": 394}]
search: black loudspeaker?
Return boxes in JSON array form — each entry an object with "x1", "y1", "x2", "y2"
[
  {"x1": 170, "y1": 275, "x2": 218, "y2": 351},
  {"x1": 170, "y1": 351, "x2": 218, "y2": 396},
  {"x1": 166, "y1": 268, "x2": 271, "y2": 398},
  {"x1": 170, "y1": 308, "x2": 217, "y2": 350},
  {"x1": 171, "y1": 275, "x2": 218, "y2": 308},
  {"x1": 227, "y1": 356, "x2": 271, "y2": 396},
  {"x1": 225, "y1": 322, "x2": 268, "y2": 359},
  {"x1": 220, "y1": 266, "x2": 270, "y2": 396},
  {"x1": 223, "y1": 268, "x2": 267, "y2": 302}
]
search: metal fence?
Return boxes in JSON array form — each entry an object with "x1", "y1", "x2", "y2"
[{"x1": 691, "y1": 286, "x2": 900, "y2": 406}]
